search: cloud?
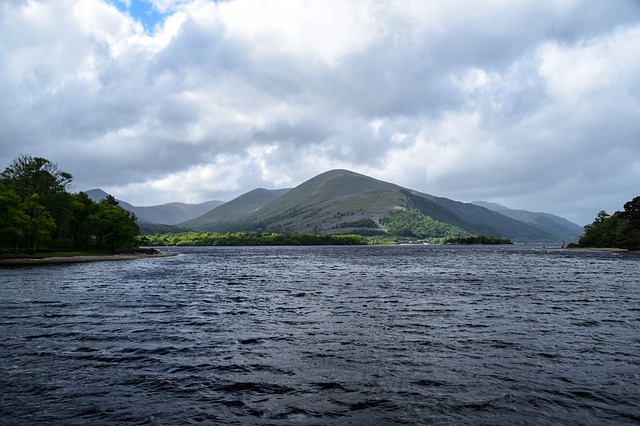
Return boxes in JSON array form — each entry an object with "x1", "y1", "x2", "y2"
[{"x1": 1, "y1": 0, "x2": 639, "y2": 224}]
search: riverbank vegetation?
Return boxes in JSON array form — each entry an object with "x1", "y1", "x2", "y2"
[
  {"x1": 571, "y1": 196, "x2": 640, "y2": 250},
  {"x1": 444, "y1": 236, "x2": 513, "y2": 245},
  {"x1": 140, "y1": 232, "x2": 512, "y2": 247},
  {"x1": 140, "y1": 232, "x2": 368, "y2": 246},
  {"x1": 0, "y1": 155, "x2": 139, "y2": 254}
]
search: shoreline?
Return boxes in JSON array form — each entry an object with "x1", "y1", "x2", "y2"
[
  {"x1": 565, "y1": 247, "x2": 640, "y2": 254},
  {"x1": 0, "y1": 252, "x2": 178, "y2": 266}
]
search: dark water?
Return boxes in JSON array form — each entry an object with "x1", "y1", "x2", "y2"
[{"x1": 1, "y1": 245, "x2": 639, "y2": 425}]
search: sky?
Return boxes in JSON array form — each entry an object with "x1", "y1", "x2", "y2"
[{"x1": 1, "y1": 0, "x2": 639, "y2": 226}]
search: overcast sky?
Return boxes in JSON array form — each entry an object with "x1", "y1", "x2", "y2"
[{"x1": 2, "y1": 0, "x2": 639, "y2": 225}]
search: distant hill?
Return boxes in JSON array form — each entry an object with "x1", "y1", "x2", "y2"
[
  {"x1": 84, "y1": 188, "x2": 224, "y2": 225},
  {"x1": 85, "y1": 189, "x2": 138, "y2": 211},
  {"x1": 179, "y1": 188, "x2": 291, "y2": 230},
  {"x1": 182, "y1": 169, "x2": 573, "y2": 243},
  {"x1": 472, "y1": 201, "x2": 583, "y2": 243}
]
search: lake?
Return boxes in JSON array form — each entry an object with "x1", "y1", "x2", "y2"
[{"x1": 1, "y1": 245, "x2": 639, "y2": 424}]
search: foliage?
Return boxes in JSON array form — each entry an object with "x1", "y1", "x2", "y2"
[
  {"x1": 0, "y1": 156, "x2": 139, "y2": 254},
  {"x1": 0, "y1": 183, "x2": 29, "y2": 251},
  {"x1": 575, "y1": 196, "x2": 640, "y2": 249},
  {"x1": 366, "y1": 235, "x2": 400, "y2": 245},
  {"x1": 340, "y1": 228, "x2": 387, "y2": 236},
  {"x1": 338, "y1": 217, "x2": 378, "y2": 228},
  {"x1": 96, "y1": 201, "x2": 140, "y2": 253},
  {"x1": 140, "y1": 232, "x2": 369, "y2": 246},
  {"x1": 380, "y1": 209, "x2": 475, "y2": 239},
  {"x1": 444, "y1": 236, "x2": 513, "y2": 245},
  {"x1": 1, "y1": 155, "x2": 73, "y2": 201},
  {"x1": 21, "y1": 195, "x2": 56, "y2": 253},
  {"x1": 139, "y1": 222, "x2": 187, "y2": 235}
]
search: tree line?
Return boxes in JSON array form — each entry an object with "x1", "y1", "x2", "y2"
[
  {"x1": 140, "y1": 232, "x2": 368, "y2": 246},
  {"x1": 572, "y1": 196, "x2": 640, "y2": 250},
  {"x1": 0, "y1": 155, "x2": 139, "y2": 254}
]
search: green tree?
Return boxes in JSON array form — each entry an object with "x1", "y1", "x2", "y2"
[
  {"x1": 577, "y1": 197, "x2": 640, "y2": 249},
  {"x1": 1, "y1": 155, "x2": 72, "y2": 202},
  {"x1": 69, "y1": 192, "x2": 101, "y2": 247},
  {"x1": 96, "y1": 201, "x2": 139, "y2": 253},
  {"x1": 22, "y1": 195, "x2": 56, "y2": 253},
  {"x1": 1, "y1": 155, "x2": 145, "y2": 254},
  {"x1": 1, "y1": 156, "x2": 74, "y2": 248},
  {"x1": 381, "y1": 209, "x2": 474, "y2": 239},
  {"x1": 580, "y1": 211, "x2": 614, "y2": 247},
  {"x1": 618, "y1": 196, "x2": 640, "y2": 249},
  {"x1": 0, "y1": 184, "x2": 29, "y2": 252}
]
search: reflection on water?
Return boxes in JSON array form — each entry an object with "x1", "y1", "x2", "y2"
[{"x1": 1, "y1": 245, "x2": 639, "y2": 424}]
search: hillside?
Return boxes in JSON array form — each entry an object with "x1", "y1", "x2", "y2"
[
  {"x1": 179, "y1": 188, "x2": 291, "y2": 230},
  {"x1": 184, "y1": 169, "x2": 568, "y2": 242},
  {"x1": 85, "y1": 189, "x2": 223, "y2": 225},
  {"x1": 184, "y1": 170, "x2": 407, "y2": 233},
  {"x1": 472, "y1": 201, "x2": 584, "y2": 243}
]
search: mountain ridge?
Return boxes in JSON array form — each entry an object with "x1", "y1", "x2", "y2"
[
  {"x1": 179, "y1": 169, "x2": 580, "y2": 243},
  {"x1": 180, "y1": 188, "x2": 291, "y2": 229},
  {"x1": 85, "y1": 170, "x2": 583, "y2": 243},
  {"x1": 84, "y1": 188, "x2": 224, "y2": 225},
  {"x1": 472, "y1": 200, "x2": 584, "y2": 242}
]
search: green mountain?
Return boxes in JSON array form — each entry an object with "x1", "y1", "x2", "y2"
[
  {"x1": 179, "y1": 188, "x2": 291, "y2": 230},
  {"x1": 181, "y1": 169, "x2": 569, "y2": 243}
]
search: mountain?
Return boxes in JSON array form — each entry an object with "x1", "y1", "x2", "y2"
[
  {"x1": 179, "y1": 188, "x2": 291, "y2": 229},
  {"x1": 85, "y1": 189, "x2": 138, "y2": 211},
  {"x1": 85, "y1": 171, "x2": 583, "y2": 243},
  {"x1": 472, "y1": 201, "x2": 584, "y2": 243},
  {"x1": 129, "y1": 200, "x2": 224, "y2": 225},
  {"x1": 84, "y1": 188, "x2": 224, "y2": 225},
  {"x1": 182, "y1": 169, "x2": 572, "y2": 242}
]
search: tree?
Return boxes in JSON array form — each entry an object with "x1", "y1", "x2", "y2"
[
  {"x1": 577, "y1": 197, "x2": 640, "y2": 250},
  {"x1": 0, "y1": 184, "x2": 29, "y2": 252},
  {"x1": 96, "y1": 201, "x2": 139, "y2": 253},
  {"x1": 104, "y1": 194, "x2": 119, "y2": 206},
  {"x1": 580, "y1": 211, "x2": 616, "y2": 247},
  {"x1": 1, "y1": 156, "x2": 145, "y2": 254},
  {"x1": 69, "y1": 192, "x2": 101, "y2": 247},
  {"x1": 1, "y1": 156, "x2": 74, "y2": 248},
  {"x1": 22, "y1": 195, "x2": 56, "y2": 253},
  {"x1": 1, "y1": 155, "x2": 72, "y2": 202},
  {"x1": 619, "y1": 196, "x2": 640, "y2": 249}
]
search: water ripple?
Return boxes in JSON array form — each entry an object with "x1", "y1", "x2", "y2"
[{"x1": 1, "y1": 245, "x2": 639, "y2": 424}]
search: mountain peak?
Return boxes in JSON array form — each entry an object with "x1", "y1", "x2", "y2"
[{"x1": 84, "y1": 188, "x2": 110, "y2": 202}]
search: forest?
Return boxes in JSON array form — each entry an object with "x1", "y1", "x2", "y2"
[
  {"x1": 572, "y1": 196, "x2": 640, "y2": 250},
  {"x1": 380, "y1": 209, "x2": 475, "y2": 240},
  {"x1": 0, "y1": 156, "x2": 139, "y2": 254}
]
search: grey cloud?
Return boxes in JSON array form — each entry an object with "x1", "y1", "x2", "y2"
[
  {"x1": 150, "y1": 18, "x2": 244, "y2": 78},
  {"x1": 1, "y1": 0, "x2": 639, "y2": 226}
]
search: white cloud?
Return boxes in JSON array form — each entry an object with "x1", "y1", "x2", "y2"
[
  {"x1": 107, "y1": 156, "x2": 246, "y2": 205},
  {"x1": 217, "y1": 0, "x2": 382, "y2": 66},
  {"x1": 1, "y1": 0, "x2": 639, "y2": 225}
]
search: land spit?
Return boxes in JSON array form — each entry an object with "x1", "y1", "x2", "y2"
[{"x1": 0, "y1": 251, "x2": 177, "y2": 266}]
